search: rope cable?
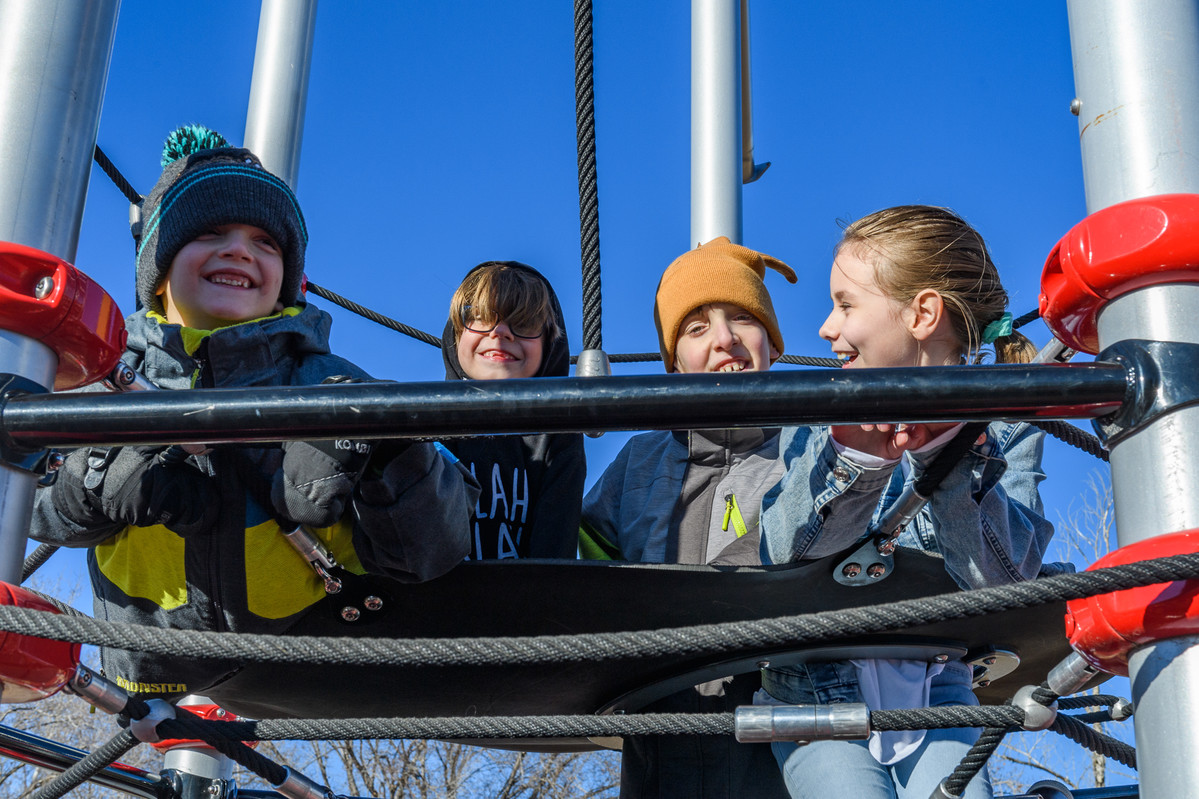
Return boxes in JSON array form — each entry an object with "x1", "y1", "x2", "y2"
[
  {"x1": 0, "y1": 553, "x2": 1195, "y2": 669},
  {"x1": 306, "y1": 281, "x2": 440, "y2": 347},
  {"x1": 28, "y1": 728, "x2": 142, "y2": 799},
  {"x1": 92, "y1": 146, "x2": 141, "y2": 205},
  {"x1": 574, "y1": 0, "x2": 603, "y2": 352},
  {"x1": 21, "y1": 543, "x2": 60, "y2": 583}
]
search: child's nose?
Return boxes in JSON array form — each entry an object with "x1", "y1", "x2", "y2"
[
  {"x1": 488, "y1": 320, "x2": 515, "y2": 339},
  {"x1": 818, "y1": 311, "x2": 837, "y2": 342},
  {"x1": 711, "y1": 319, "x2": 737, "y2": 349},
  {"x1": 218, "y1": 232, "x2": 253, "y2": 260}
]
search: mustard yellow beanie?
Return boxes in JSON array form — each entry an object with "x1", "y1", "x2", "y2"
[{"x1": 654, "y1": 237, "x2": 797, "y2": 372}]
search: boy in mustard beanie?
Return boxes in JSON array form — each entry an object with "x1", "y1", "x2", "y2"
[{"x1": 580, "y1": 236, "x2": 795, "y2": 799}]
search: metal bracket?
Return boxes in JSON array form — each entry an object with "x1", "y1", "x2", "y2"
[
  {"x1": 0, "y1": 373, "x2": 50, "y2": 472},
  {"x1": 1092, "y1": 339, "x2": 1199, "y2": 448},
  {"x1": 832, "y1": 532, "x2": 895, "y2": 586}
]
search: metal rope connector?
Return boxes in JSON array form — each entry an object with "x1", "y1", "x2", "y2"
[
  {"x1": 574, "y1": 349, "x2": 611, "y2": 438},
  {"x1": 281, "y1": 525, "x2": 343, "y2": 594},
  {"x1": 1046, "y1": 652, "x2": 1100, "y2": 698},
  {"x1": 273, "y1": 766, "x2": 337, "y2": 799},
  {"x1": 1012, "y1": 685, "x2": 1058, "y2": 731},
  {"x1": 66, "y1": 664, "x2": 129, "y2": 715},
  {"x1": 734, "y1": 703, "x2": 870, "y2": 744}
]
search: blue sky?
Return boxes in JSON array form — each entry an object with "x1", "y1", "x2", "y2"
[
  {"x1": 21, "y1": 0, "x2": 1128, "y2": 790},
  {"x1": 53, "y1": 0, "x2": 1107, "y2": 654}
]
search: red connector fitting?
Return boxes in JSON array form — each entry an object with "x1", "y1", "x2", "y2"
[
  {"x1": 1065, "y1": 529, "x2": 1199, "y2": 676},
  {"x1": 0, "y1": 582, "x2": 80, "y2": 702},
  {"x1": 151, "y1": 703, "x2": 258, "y2": 752},
  {"x1": 0, "y1": 241, "x2": 126, "y2": 390},
  {"x1": 1040, "y1": 194, "x2": 1199, "y2": 354}
]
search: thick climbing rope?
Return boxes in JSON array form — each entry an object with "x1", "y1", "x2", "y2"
[
  {"x1": 29, "y1": 728, "x2": 142, "y2": 799},
  {"x1": 944, "y1": 725, "x2": 1012, "y2": 796},
  {"x1": 92, "y1": 146, "x2": 141, "y2": 205},
  {"x1": 306, "y1": 281, "x2": 440, "y2": 347},
  {"x1": 21, "y1": 543, "x2": 59, "y2": 583},
  {"x1": 2, "y1": 553, "x2": 1197, "y2": 669},
  {"x1": 1051, "y1": 713, "x2": 1136, "y2": 769},
  {"x1": 574, "y1": 0, "x2": 603, "y2": 352}
]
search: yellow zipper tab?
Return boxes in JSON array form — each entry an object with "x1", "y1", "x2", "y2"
[{"x1": 723, "y1": 493, "x2": 749, "y2": 537}]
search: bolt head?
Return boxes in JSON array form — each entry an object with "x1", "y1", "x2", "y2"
[
  {"x1": 364, "y1": 595, "x2": 384, "y2": 611},
  {"x1": 1070, "y1": 97, "x2": 1082, "y2": 116},
  {"x1": 756, "y1": 660, "x2": 771, "y2": 669},
  {"x1": 933, "y1": 654, "x2": 949, "y2": 663},
  {"x1": 340, "y1": 606, "x2": 361, "y2": 622},
  {"x1": 977, "y1": 679, "x2": 991, "y2": 688},
  {"x1": 34, "y1": 276, "x2": 54, "y2": 300},
  {"x1": 842, "y1": 563, "x2": 862, "y2": 578},
  {"x1": 983, "y1": 656, "x2": 997, "y2": 666},
  {"x1": 867, "y1": 563, "x2": 886, "y2": 578}
]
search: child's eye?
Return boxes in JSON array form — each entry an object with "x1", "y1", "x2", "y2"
[
  {"x1": 732, "y1": 312, "x2": 755, "y2": 323},
  {"x1": 255, "y1": 237, "x2": 280, "y2": 252},
  {"x1": 683, "y1": 322, "x2": 708, "y2": 336}
]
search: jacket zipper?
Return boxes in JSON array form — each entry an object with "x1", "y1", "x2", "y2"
[{"x1": 722, "y1": 493, "x2": 748, "y2": 538}]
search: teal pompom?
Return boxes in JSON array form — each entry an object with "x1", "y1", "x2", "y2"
[{"x1": 160, "y1": 124, "x2": 232, "y2": 166}]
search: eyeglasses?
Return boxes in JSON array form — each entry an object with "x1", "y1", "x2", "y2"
[{"x1": 461, "y1": 306, "x2": 544, "y2": 339}]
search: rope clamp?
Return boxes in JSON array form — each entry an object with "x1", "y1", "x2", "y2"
[
  {"x1": 1092, "y1": 339, "x2": 1199, "y2": 448},
  {"x1": 130, "y1": 698, "x2": 176, "y2": 744},
  {"x1": 734, "y1": 703, "x2": 870, "y2": 744},
  {"x1": 281, "y1": 525, "x2": 343, "y2": 594},
  {"x1": 1012, "y1": 684, "x2": 1058, "y2": 731},
  {"x1": 273, "y1": 766, "x2": 337, "y2": 799}
]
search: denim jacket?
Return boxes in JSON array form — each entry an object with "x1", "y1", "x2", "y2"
[{"x1": 758, "y1": 421, "x2": 1054, "y2": 710}]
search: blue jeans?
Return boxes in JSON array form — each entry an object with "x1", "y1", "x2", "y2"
[{"x1": 765, "y1": 661, "x2": 992, "y2": 799}]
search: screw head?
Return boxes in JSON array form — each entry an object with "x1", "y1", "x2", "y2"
[
  {"x1": 977, "y1": 679, "x2": 991, "y2": 688},
  {"x1": 983, "y1": 656, "x2": 997, "y2": 666},
  {"x1": 1070, "y1": 98, "x2": 1082, "y2": 116},
  {"x1": 933, "y1": 653, "x2": 949, "y2": 663},
  {"x1": 757, "y1": 660, "x2": 771, "y2": 669},
  {"x1": 34, "y1": 276, "x2": 54, "y2": 299},
  {"x1": 364, "y1": 595, "x2": 384, "y2": 611},
  {"x1": 867, "y1": 563, "x2": 886, "y2": 578},
  {"x1": 46, "y1": 451, "x2": 65, "y2": 472},
  {"x1": 340, "y1": 606, "x2": 361, "y2": 622},
  {"x1": 842, "y1": 563, "x2": 862, "y2": 578}
]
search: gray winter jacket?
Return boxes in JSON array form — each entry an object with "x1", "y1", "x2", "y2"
[{"x1": 31, "y1": 305, "x2": 478, "y2": 699}]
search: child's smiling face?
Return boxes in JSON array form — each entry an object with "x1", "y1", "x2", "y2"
[
  {"x1": 456, "y1": 319, "x2": 545, "y2": 380},
  {"x1": 672, "y1": 302, "x2": 777, "y2": 374},
  {"x1": 157, "y1": 223, "x2": 284, "y2": 330},
  {"x1": 819, "y1": 247, "x2": 924, "y2": 370}
]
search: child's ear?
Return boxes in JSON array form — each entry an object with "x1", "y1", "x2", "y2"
[{"x1": 906, "y1": 289, "x2": 944, "y2": 341}]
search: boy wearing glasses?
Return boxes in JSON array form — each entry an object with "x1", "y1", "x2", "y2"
[{"x1": 441, "y1": 261, "x2": 585, "y2": 559}]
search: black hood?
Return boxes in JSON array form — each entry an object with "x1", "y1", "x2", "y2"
[{"x1": 441, "y1": 261, "x2": 571, "y2": 380}]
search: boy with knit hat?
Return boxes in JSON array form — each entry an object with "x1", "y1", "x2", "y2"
[
  {"x1": 579, "y1": 237, "x2": 794, "y2": 798},
  {"x1": 31, "y1": 125, "x2": 478, "y2": 702}
]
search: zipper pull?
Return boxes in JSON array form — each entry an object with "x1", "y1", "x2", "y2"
[
  {"x1": 725, "y1": 493, "x2": 749, "y2": 538},
  {"x1": 722, "y1": 494, "x2": 734, "y2": 532}
]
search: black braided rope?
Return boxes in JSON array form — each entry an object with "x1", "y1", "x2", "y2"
[
  {"x1": 1032, "y1": 419, "x2": 1108, "y2": 462},
  {"x1": 1050, "y1": 713, "x2": 1136, "y2": 769},
  {"x1": 92, "y1": 146, "x2": 141, "y2": 205},
  {"x1": 21, "y1": 543, "x2": 60, "y2": 583},
  {"x1": 28, "y1": 728, "x2": 141, "y2": 799},
  {"x1": 1068, "y1": 709, "x2": 1124, "y2": 725},
  {"x1": 574, "y1": 0, "x2": 603, "y2": 352},
  {"x1": 1058, "y1": 694, "x2": 1125, "y2": 711},
  {"x1": 212, "y1": 713, "x2": 733, "y2": 742},
  {"x1": 1012, "y1": 308, "x2": 1040, "y2": 330},
  {"x1": 872, "y1": 705, "x2": 1022, "y2": 732},
  {"x1": 943, "y1": 724, "x2": 1012, "y2": 796},
  {"x1": 1, "y1": 553, "x2": 1196, "y2": 669},
  {"x1": 157, "y1": 713, "x2": 288, "y2": 786},
  {"x1": 306, "y1": 281, "x2": 440, "y2": 347}
]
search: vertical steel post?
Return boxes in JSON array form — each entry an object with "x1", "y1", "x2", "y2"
[
  {"x1": 1067, "y1": 2, "x2": 1199, "y2": 796},
  {"x1": 0, "y1": 0, "x2": 120, "y2": 583},
  {"x1": 243, "y1": 0, "x2": 318, "y2": 189},
  {"x1": 691, "y1": 0, "x2": 742, "y2": 246}
]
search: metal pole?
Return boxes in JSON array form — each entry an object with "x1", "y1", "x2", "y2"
[
  {"x1": 0, "y1": 0, "x2": 119, "y2": 583},
  {"x1": 1067, "y1": 2, "x2": 1199, "y2": 796},
  {"x1": 0, "y1": 364, "x2": 1127, "y2": 449},
  {"x1": 691, "y1": 0, "x2": 742, "y2": 246},
  {"x1": 243, "y1": 0, "x2": 318, "y2": 189}
]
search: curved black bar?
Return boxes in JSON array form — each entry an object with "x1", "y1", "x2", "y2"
[{"x1": 0, "y1": 362, "x2": 1129, "y2": 450}]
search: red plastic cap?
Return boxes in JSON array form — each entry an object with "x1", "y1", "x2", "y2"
[
  {"x1": 0, "y1": 241, "x2": 126, "y2": 390},
  {"x1": 0, "y1": 582, "x2": 80, "y2": 702},
  {"x1": 1065, "y1": 529, "x2": 1199, "y2": 676},
  {"x1": 1040, "y1": 194, "x2": 1199, "y2": 354}
]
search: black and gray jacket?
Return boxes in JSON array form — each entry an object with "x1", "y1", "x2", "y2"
[
  {"x1": 31, "y1": 304, "x2": 478, "y2": 699},
  {"x1": 440, "y1": 263, "x2": 585, "y2": 560}
]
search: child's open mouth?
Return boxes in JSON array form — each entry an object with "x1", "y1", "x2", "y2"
[{"x1": 207, "y1": 273, "x2": 253, "y2": 289}]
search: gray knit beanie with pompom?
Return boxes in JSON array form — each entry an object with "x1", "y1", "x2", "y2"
[{"x1": 135, "y1": 124, "x2": 308, "y2": 314}]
